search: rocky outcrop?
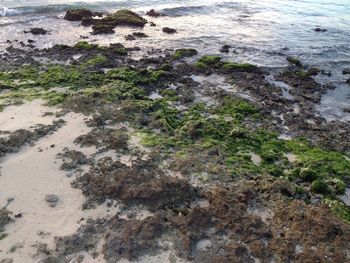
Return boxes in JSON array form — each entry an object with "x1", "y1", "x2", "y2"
[{"x1": 64, "y1": 9, "x2": 102, "y2": 21}]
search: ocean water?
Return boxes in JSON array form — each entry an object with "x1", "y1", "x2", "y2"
[{"x1": 0, "y1": 0, "x2": 350, "y2": 119}]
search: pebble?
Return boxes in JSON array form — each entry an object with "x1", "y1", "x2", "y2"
[{"x1": 45, "y1": 194, "x2": 59, "y2": 207}]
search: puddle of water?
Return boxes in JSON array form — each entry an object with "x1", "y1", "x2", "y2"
[
  {"x1": 196, "y1": 239, "x2": 212, "y2": 251},
  {"x1": 317, "y1": 83, "x2": 350, "y2": 122},
  {"x1": 266, "y1": 75, "x2": 294, "y2": 100}
]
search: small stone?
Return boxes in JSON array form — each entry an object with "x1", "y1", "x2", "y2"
[
  {"x1": 66, "y1": 171, "x2": 74, "y2": 178},
  {"x1": 9, "y1": 243, "x2": 23, "y2": 253},
  {"x1": 314, "y1": 27, "x2": 327, "y2": 32},
  {"x1": 162, "y1": 27, "x2": 176, "y2": 34},
  {"x1": 220, "y1": 45, "x2": 231, "y2": 53},
  {"x1": 45, "y1": 194, "x2": 59, "y2": 208},
  {"x1": 14, "y1": 213, "x2": 22, "y2": 218}
]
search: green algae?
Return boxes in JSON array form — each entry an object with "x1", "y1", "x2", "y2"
[
  {"x1": 325, "y1": 199, "x2": 350, "y2": 223},
  {"x1": 102, "y1": 9, "x2": 147, "y2": 27},
  {"x1": 74, "y1": 41, "x2": 98, "y2": 50},
  {"x1": 222, "y1": 62, "x2": 258, "y2": 72},
  {"x1": 195, "y1": 55, "x2": 222, "y2": 69},
  {"x1": 2, "y1": 49, "x2": 350, "y2": 227},
  {"x1": 195, "y1": 56, "x2": 258, "y2": 72},
  {"x1": 106, "y1": 67, "x2": 167, "y2": 85},
  {"x1": 81, "y1": 55, "x2": 108, "y2": 68},
  {"x1": 172, "y1": 49, "x2": 198, "y2": 60},
  {"x1": 287, "y1": 56, "x2": 302, "y2": 67}
]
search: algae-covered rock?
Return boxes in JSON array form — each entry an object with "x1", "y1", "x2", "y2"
[
  {"x1": 172, "y1": 48, "x2": 198, "y2": 59},
  {"x1": 64, "y1": 9, "x2": 94, "y2": 21},
  {"x1": 92, "y1": 24, "x2": 115, "y2": 35},
  {"x1": 287, "y1": 56, "x2": 302, "y2": 67},
  {"x1": 101, "y1": 10, "x2": 147, "y2": 27}
]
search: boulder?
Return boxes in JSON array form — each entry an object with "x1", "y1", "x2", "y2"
[
  {"x1": 64, "y1": 9, "x2": 94, "y2": 21},
  {"x1": 101, "y1": 9, "x2": 147, "y2": 27}
]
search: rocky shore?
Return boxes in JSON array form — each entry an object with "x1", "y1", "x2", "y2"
[{"x1": 0, "y1": 8, "x2": 350, "y2": 263}]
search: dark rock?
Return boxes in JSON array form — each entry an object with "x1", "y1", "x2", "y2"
[
  {"x1": 287, "y1": 56, "x2": 302, "y2": 67},
  {"x1": 64, "y1": 9, "x2": 93, "y2": 21},
  {"x1": 92, "y1": 25, "x2": 115, "y2": 35},
  {"x1": 343, "y1": 68, "x2": 350, "y2": 75},
  {"x1": 27, "y1": 39, "x2": 35, "y2": 43},
  {"x1": 125, "y1": 32, "x2": 148, "y2": 40},
  {"x1": 146, "y1": 9, "x2": 161, "y2": 17},
  {"x1": 150, "y1": 22, "x2": 156, "y2": 27},
  {"x1": 347, "y1": 79, "x2": 350, "y2": 84},
  {"x1": 24, "y1": 28, "x2": 48, "y2": 35},
  {"x1": 220, "y1": 44, "x2": 231, "y2": 53},
  {"x1": 162, "y1": 27, "x2": 176, "y2": 34},
  {"x1": 307, "y1": 67, "x2": 320, "y2": 76},
  {"x1": 125, "y1": 34, "x2": 136, "y2": 41},
  {"x1": 100, "y1": 9, "x2": 147, "y2": 27},
  {"x1": 132, "y1": 32, "x2": 148, "y2": 38},
  {"x1": 82, "y1": 17, "x2": 94, "y2": 26},
  {"x1": 315, "y1": 27, "x2": 327, "y2": 32}
]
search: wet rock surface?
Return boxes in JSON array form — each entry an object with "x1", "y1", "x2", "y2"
[{"x1": 1, "y1": 17, "x2": 350, "y2": 262}]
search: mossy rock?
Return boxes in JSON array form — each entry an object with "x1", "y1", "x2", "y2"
[
  {"x1": 102, "y1": 10, "x2": 147, "y2": 27},
  {"x1": 195, "y1": 55, "x2": 222, "y2": 69},
  {"x1": 92, "y1": 24, "x2": 115, "y2": 35},
  {"x1": 222, "y1": 62, "x2": 258, "y2": 72},
  {"x1": 287, "y1": 56, "x2": 302, "y2": 67},
  {"x1": 64, "y1": 9, "x2": 94, "y2": 21},
  {"x1": 74, "y1": 41, "x2": 98, "y2": 50},
  {"x1": 311, "y1": 179, "x2": 331, "y2": 195},
  {"x1": 299, "y1": 167, "x2": 318, "y2": 182},
  {"x1": 172, "y1": 49, "x2": 198, "y2": 59}
]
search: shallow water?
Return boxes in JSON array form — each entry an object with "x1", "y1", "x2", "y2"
[{"x1": 0, "y1": 0, "x2": 350, "y2": 119}]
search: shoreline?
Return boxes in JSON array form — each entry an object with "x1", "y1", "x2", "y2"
[{"x1": 0, "y1": 7, "x2": 350, "y2": 263}]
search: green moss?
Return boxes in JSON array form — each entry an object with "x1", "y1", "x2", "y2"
[
  {"x1": 195, "y1": 55, "x2": 222, "y2": 69},
  {"x1": 103, "y1": 9, "x2": 147, "y2": 27},
  {"x1": 81, "y1": 55, "x2": 108, "y2": 68},
  {"x1": 287, "y1": 56, "x2": 302, "y2": 67},
  {"x1": 160, "y1": 89, "x2": 178, "y2": 101},
  {"x1": 327, "y1": 178, "x2": 346, "y2": 195},
  {"x1": 74, "y1": 41, "x2": 98, "y2": 50},
  {"x1": 172, "y1": 49, "x2": 198, "y2": 59},
  {"x1": 325, "y1": 199, "x2": 350, "y2": 223},
  {"x1": 106, "y1": 67, "x2": 166, "y2": 85},
  {"x1": 222, "y1": 62, "x2": 258, "y2": 72},
  {"x1": 214, "y1": 96, "x2": 258, "y2": 121},
  {"x1": 311, "y1": 179, "x2": 331, "y2": 195}
]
